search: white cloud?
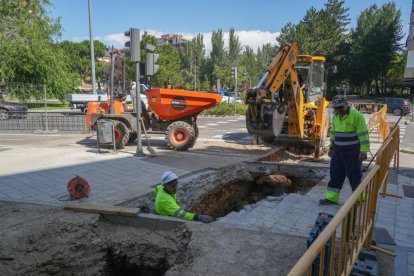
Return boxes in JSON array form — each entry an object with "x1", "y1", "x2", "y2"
[{"x1": 98, "y1": 29, "x2": 279, "y2": 54}]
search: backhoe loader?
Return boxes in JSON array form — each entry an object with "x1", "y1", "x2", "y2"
[{"x1": 245, "y1": 42, "x2": 331, "y2": 158}]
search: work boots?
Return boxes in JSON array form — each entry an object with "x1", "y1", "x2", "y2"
[{"x1": 319, "y1": 199, "x2": 338, "y2": 205}]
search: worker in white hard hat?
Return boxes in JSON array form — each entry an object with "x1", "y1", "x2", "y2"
[{"x1": 154, "y1": 171, "x2": 215, "y2": 223}]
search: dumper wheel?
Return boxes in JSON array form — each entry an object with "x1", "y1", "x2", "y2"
[
  {"x1": 188, "y1": 124, "x2": 199, "y2": 148},
  {"x1": 165, "y1": 121, "x2": 195, "y2": 151},
  {"x1": 128, "y1": 132, "x2": 137, "y2": 143},
  {"x1": 114, "y1": 121, "x2": 130, "y2": 149},
  {"x1": 194, "y1": 124, "x2": 199, "y2": 139}
]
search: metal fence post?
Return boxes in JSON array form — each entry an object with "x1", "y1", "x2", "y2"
[
  {"x1": 44, "y1": 84, "x2": 49, "y2": 132},
  {"x1": 35, "y1": 84, "x2": 58, "y2": 134}
]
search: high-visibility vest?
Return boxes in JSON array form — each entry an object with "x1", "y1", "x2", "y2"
[
  {"x1": 330, "y1": 107, "x2": 370, "y2": 153},
  {"x1": 154, "y1": 185, "x2": 196, "y2": 221}
]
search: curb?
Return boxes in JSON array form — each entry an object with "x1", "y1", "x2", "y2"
[{"x1": 400, "y1": 148, "x2": 414, "y2": 154}]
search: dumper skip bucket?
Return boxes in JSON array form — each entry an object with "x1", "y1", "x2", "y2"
[{"x1": 146, "y1": 89, "x2": 222, "y2": 121}]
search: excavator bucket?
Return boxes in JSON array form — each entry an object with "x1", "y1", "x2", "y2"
[{"x1": 147, "y1": 89, "x2": 222, "y2": 121}]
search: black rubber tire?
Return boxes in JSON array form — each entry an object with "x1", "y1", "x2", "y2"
[
  {"x1": 245, "y1": 107, "x2": 254, "y2": 134},
  {"x1": 0, "y1": 109, "x2": 8, "y2": 120},
  {"x1": 188, "y1": 124, "x2": 199, "y2": 148},
  {"x1": 393, "y1": 108, "x2": 402, "y2": 116},
  {"x1": 165, "y1": 121, "x2": 195, "y2": 151},
  {"x1": 261, "y1": 135, "x2": 275, "y2": 143},
  {"x1": 194, "y1": 124, "x2": 199, "y2": 139},
  {"x1": 114, "y1": 121, "x2": 130, "y2": 149},
  {"x1": 128, "y1": 132, "x2": 137, "y2": 143}
]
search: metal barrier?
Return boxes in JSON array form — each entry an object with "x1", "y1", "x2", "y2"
[
  {"x1": 288, "y1": 125, "x2": 400, "y2": 276},
  {"x1": 367, "y1": 104, "x2": 389, "y2": 142},
  {"x1": 0, "y1": 112, "x2": 89, "y2": 132}
]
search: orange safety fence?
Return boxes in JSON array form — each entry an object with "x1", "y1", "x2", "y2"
[
  {"x1": 288, "y1": 125, "x2": 400, "y2": 276},
  {"x1": 366, "y1": 104, "x2": 389, "y2": 142}
]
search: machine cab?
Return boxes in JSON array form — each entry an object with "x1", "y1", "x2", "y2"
[{"x1": 295, "y1": 55, "x2": 326, "y2": 102}]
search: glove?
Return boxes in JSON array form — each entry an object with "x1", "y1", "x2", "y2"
[
  {"x1": 198, "y1": 214, "x2": 215, "y2": 223},
  {"x1": 359, "y1": 152, "x2": 367, "y2": 161},
  {"x1": 328, "y1": 148, "x2": 334, "y2": 158}
]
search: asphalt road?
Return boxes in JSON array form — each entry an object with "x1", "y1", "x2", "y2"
[
  {"x1": 0, "y1": 111, "x2": 409, "y2": 148},
  {"x1": 0, "y1": 115, "x2": 250, "y2": 147}
]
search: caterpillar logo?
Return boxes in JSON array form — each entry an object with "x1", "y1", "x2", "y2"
[{"x1": 171, "y1": 96, "x2": 186, "y2": 110}]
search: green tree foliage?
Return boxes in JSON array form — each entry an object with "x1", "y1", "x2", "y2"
[
  {"x1": 149, "y1": 44, "x2": 182, "y2": 88},
  {"x1": 239, "y1": 46, "x2": 258, "y2": 87},
  {"x1": 277, "y1": 0, "x2": 350, "y2": 58},
  {"x1": 349, "y1": 2, "x2": 403, "y2": 95},
  {"x1": 256, "y1": 43, "x2": 278, "y2": 73},
  {"x1": 228, "y1": 28, "x2": 242, "y2": 66},
  {"x1": 57, "y1": 40, "x2": 106, "y2": 83},
  {"x1": 0, "y1": 0, "x2": 79, "y2": 101},
  {"x1": 178, "y1": 33, "x2": 206, "y2": 89},
  {"x1": 387, "y1": 51, "x2": 406, "y2": 88}
]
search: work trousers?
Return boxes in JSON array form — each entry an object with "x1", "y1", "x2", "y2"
[{"x1": 326, "y1": 150, "x2": 362, "y2": 203}]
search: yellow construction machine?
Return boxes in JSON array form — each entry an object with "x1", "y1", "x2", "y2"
[{"x1": 245, "y1": 42, "x2": 331, "y2": 158}]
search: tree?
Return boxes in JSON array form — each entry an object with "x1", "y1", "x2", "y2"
[
  {"x1": 256, "y1": 43, "x2": 278, "y2": 73},
  {"x1": 149, "y1": 44, "x2": 182, "y2": 88},
  {"x1": 57, "y1": 40, "x2": 107, "y2": 84},
  {"x1": 349, "y1": 3, "x2": 403, "y2": 95},
  {"x1": 178, "y1": 33, "x2": 206, "y2": 89},
  {"x1": 276, "y1": 23, "x2": 297, "y2": 46},
  {"x1": 0, "y1": 0, "x2": 79, "y2": 101},
  {"x1": 387, "y1": 51, "x2": 406, "y2": 89},
  {"x1": 209, "y1": 29, "x2": 228, "y2": 89},
  {"x1": 276, "y1": 0, "x2": 350, "y2": 58},
  {"x1": 240, "y1": 46, "x2": 259, "y2": 87},
  {"x1": 228, "y1": 28, "x2": 242, "y2": 66}
]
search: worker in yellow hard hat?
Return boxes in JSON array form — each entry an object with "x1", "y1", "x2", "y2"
[{"x1": 154, "y1": 171, "x2": 215, "y2": 223}]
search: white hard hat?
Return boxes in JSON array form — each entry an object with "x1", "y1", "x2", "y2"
[{"x1": 161, "y1": 171, "x2": 178, "y2": 185}]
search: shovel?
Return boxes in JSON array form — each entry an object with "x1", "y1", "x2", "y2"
[{"x1": 140, "y1": 118, "x2": 157, "y2": 157}]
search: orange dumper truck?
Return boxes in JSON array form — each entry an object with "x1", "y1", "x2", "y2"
[{"x1": 85, "y1": 88, "x2": 222, "y2": 151}]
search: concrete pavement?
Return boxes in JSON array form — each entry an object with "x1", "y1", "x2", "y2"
[
  {"x1": 1, "y1": 114, "x2": 414, "y2": 275},
  {"x1": 0, "y1": 125, "x2": 270, "y2": 206}
]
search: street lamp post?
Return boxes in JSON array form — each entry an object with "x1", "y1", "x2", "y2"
[{"x1": 88, "y1": 0, "x2": 96, "y2": 94}]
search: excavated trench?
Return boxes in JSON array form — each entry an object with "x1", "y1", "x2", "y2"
[
  {"x1": 190, "y1": 174, "x2": 318, "y2": 218},
  {"x1": 128, "y1": 162, "x2": 327, "y2": 220}
]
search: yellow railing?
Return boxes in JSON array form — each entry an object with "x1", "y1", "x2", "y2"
[
  {"x1": 288, "y1": 125, "x2": 400, "y2": 276},
  {"x1": 367, "y1": 104, "x2": 389, "y2": 142}
]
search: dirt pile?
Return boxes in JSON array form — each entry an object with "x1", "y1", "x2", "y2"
[
  {"x1": 0, "y1": 201, "x2": 308, "y2": 275},
  {"x1": 0, "y1": 202, "x2": 190, "y2": 275}
]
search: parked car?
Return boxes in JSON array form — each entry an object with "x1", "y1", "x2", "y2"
[
  {"x1": 384, "y1": 97, "x2": 412, "y2": 116},
  {"x1": 0, "y1": 100, "x2": 28, "y2": 120}
]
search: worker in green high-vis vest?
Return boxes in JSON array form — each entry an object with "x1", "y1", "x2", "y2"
[
  {"x1": 155, "y1": 171, "x2": 215, "y2": 223},
  {"x1": 320, "y1": 95, "x2": 370, "y2": 205}
]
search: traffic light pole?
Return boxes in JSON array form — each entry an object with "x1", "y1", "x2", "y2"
[{"x1": 135, "y1": 62, "x2": 144, "y2": 157}]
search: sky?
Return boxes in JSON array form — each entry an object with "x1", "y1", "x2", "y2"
[{"x1": 50, "y1": 0, "x2": 411, "y2": 54}]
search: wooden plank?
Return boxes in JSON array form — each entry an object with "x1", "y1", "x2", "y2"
[{"x1": 65, "y1": 203, "x2": 140, "y2": 217}]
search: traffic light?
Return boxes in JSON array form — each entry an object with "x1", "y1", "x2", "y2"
[
  {"x1": 124, "y1": 28, "x2": 140, "y2": 62},
  {"x1": 146, "y1": 52, "x2": 159, "y2": 76},
  {"x1": 231, "y1": 67, "x2": 237, "y2": 79}
]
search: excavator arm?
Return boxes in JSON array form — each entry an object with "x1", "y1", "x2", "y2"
[
  {"x1": 246, "y1": 42, "x2": 304, "y2": 138},
  {"x1": 245, "y1": 41, "x2": 331, "y2": 158}
]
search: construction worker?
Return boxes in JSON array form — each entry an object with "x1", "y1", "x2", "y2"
[
  {"x1": 319, "y1": 95, "x2": 370, "y2": 205},
  {"x1": 155, "y1": 171, "x2": 215, "y2": 223}
]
